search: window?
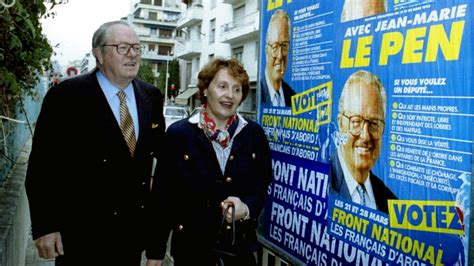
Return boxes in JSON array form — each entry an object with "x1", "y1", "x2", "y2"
[
  {"x1": 210, "y1": 0, "x2": 216, "y2": 9},
  {"x1": 154, "y1": 0, "x2": 162, "y2": 6},
  {"x1": 160, "y1": 29, "x2": 172, "y2": 38},
  {"x1": 209, "y1": 19, "x2": 215, "y2": 44},
  {"x1": 141, "y1": 0, "x2": 151, "y2": 4},
  {"x1": 186, "y1": 62, "x2": 192, "y2": 85},
  {"x1": 197, "y1": 25, "x2": 202, "y2": 40},
  {"x1": 255, "y1": 41, "x2": 259, "y2": 61},
  {"x1": 232, "y1": 46, "x2": 243, "y2": 62},
  {"x1": 159, "y1": 46, "x2": 173, "y2": 55},
  {"x1": 148, "y1": 44, "x2": 156, "y2": 52},
  {"x1": 149, "y1": 11, "x2": 157, "y2": 20},
  {"x1": 150, "y1": 28, "x2": 157, "y2": 36},
  {"x1": 209, "y1": 54, "x2": 214, "y2": 62},
  {"x1": 164, "y1": 0, "x2": 176, "y2": 8},
  {"x1": 233, "y1": 5, "x2": 245, "y2": 27},
  {"x1": 193, "y1": 57, "x2": 200, "y2": 74},
  {"x1": 184, "y1": 27, "x2": 190, "y2": 41},
  {"x1": 175, "y1": 29, "x2": 183, "y2": 38}
]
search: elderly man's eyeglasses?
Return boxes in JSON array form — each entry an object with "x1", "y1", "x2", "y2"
[
  {"x1": 342, "y1": 114, "x2": 385, "y2": 140},
  {"x1": 102, "y1": 43, "x2": 144, "y2": 55},
  {"x1": 267, "y1": 41, "x2": 290, "y2": 57}
]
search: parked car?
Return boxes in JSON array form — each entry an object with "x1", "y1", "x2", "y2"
[
  {"x1": 164, "y1": 105, "x2": 188, "y2": 128},
  {"x1": 188, "y1": 107, "x2": 202, "y2": 117}
]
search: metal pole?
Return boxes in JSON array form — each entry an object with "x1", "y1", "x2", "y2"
[{"x1": 165, "y1": 50, "x2": 169, "y2": 106}]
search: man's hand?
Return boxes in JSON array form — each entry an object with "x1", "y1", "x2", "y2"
[
  {"x1": 35, "y1": 232, "x2": 64, "y2": 259},
  {"x1": 146, "y1": 259, "x2": 163, "y2": 266},
  {"x1": 222, "y1": 196, "x2": 249, "y2": 223}
]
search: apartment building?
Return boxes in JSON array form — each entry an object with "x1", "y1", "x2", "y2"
[
  {"x1": 125, "y1": 0, "x2": 182, "y2": 79},
  {"x1": 79, "y1": 0, "x2": 182, "y2": 84},
  {"x1": 80, "y1": 52, "x2": 95, "y2": 74},
  {"x1": 174, "y1": 0, "x2": 260, "y2": 120}
]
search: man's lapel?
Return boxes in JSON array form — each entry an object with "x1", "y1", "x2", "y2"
[
  {"x1": 86, "y1": 71, "x2": 131, "y2": 154},
  {"x1": 133, "y1": 80, "x2": 152, "y2": 155}
]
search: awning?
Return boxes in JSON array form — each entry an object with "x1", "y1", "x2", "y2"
[{"x1": 176, "y1": 88, "x2": 198, "y2": 101}]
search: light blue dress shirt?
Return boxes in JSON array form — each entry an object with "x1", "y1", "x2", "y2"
[{"x1": 96, "y1": 71, "x2": 139, "y2": 140}]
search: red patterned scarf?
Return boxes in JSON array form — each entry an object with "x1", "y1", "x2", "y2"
[{"x1": 199, "y1": 104, "x2": 237, "y2": 148}]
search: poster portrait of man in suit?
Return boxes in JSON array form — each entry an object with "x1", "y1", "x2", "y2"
[
  {"x1": 330, "y1": 70, "x2": 397, "y2": 214},
  {"x1": 260, "y1": 9, "x2": 296, "y2": 107}
]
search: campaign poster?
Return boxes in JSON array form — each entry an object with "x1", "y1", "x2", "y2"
[{"x1": 257, "y1": 0, "x2": 473, "y2": 265}]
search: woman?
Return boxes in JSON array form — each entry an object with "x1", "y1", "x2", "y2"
[{"x1": 146, "y1": 58, "x2": 272, "y2": 266}]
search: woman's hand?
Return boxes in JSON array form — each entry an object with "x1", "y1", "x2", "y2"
[{"x1": 221, "y1": 196, "x2": 249, "y2": 223}]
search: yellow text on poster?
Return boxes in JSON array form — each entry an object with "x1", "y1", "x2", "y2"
[
  {"x1": 340, "y1": 19, "x2": 465, "y2": 68},
  {"x1": 290, "y1": 81, "x2": 332, "y2": 122},
  {"x1": 388, "y1": 200, "x2": 464, "y2": 235},
  {"x1": 266, "y1": 0, "x2": 292, "y2": 12}
]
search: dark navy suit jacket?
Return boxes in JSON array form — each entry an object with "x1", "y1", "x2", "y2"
[
  {"x1": 25, "y1": 69, "x2": 165, "y2": 264},
  {"x1": 329, "y1": 152, "x2": 397, "y2": 214},
  {"x1": 260, "y1": 78, "x2": 296, "y2": 107},
  {"x1": 147, "y1": 116, "x2": 272, "y2": 262}
]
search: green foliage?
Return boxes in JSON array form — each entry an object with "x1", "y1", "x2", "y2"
[
  {"x1": 0, "y1": 1, "x2": 62, "y2": 110},
  {"x1": 137, "y1": 60, "x2": 158, "y2": 88},
  {"x1": 0, "y1": 1, "x2": 62, "y2": 182},
  {"x1": 169, "y1": 59, "x2": 180, "y2": 92},
  {"x1": 157, "y1": 63, "x2": 166, "y2": 92},
  {"x1": 157, "y1": 59, "x2": 180, "y2": 99}
]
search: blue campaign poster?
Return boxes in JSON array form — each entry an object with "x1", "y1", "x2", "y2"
[{"x1": 257, "y1": 0, "x2": 473, "y2": 265}]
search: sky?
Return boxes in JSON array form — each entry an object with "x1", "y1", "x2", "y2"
[{"x1": 41, "y1": 0, "x2": 133, "y2": 66}]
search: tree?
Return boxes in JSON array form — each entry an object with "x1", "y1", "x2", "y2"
[
  {"x1": 157, "y1": 59, "x2": 180, "y2": 101},
  {"x1": 157, "y1": 63, "x2": 166, "y2": 92},
  {"x1": 137, "y1": 60, "x2": 158, "y2": 90},
  {"x1": 0, "y1": 1, "x2": 62, "y2": 104},
  {"x1": 0, "y1": 1, "x2": 63, "y2": 181},
  {"x1": 169, "y1": 59, "x2": 180, "y2": 93}
]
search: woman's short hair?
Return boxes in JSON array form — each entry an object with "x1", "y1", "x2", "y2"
[{"x1": 197, "y1": 58, "x2": 250, "y2": 104}]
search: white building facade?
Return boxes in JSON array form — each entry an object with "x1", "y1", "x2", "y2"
[
  {"x1": 80, "y1": 52, "x2": 96, "y2": 74},
  {"x1": 174, "y1": 0, "x2": 260, "y2": 120},
  {"x1": 126, "y1": 0, "x2": 182, "y2": 79}
]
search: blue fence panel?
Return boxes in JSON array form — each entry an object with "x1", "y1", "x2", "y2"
[{"x1": 0, "y1": 77, "x2": 48, "y2": 184}]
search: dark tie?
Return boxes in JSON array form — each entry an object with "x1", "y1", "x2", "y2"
[
  {"x1": 357, "y1": 184, "x2": 367, "y2": 206},
  {"x1": 118, "y1": 91, "x2": 136, "y2": 156},
  {"x1": 274, "y1": 90, "x2": 282, "y2": 106}
]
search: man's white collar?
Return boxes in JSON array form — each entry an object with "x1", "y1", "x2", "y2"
[{"x1": 337, "y1": 146, "x2": 376, "y2": 208}]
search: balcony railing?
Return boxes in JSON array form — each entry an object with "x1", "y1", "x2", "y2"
[
  {"x1": 138, "y1": 33, "x2": 174, "y2": 43},
  {"x1": 176, "y1": 4, "x2": 203, "y2": 29},
  {"x1": 221, "y1": 11, "x2": 259, "y2": 34},
  {"x1": 174, "y1": 39, "x2": 202, "y2": 60},
  {"x1": 141, "y1": 51, "x2": 174, "y2": 61},
  {"x1": 220, "y1": 11, "x2": 259, "y2": 43},
  {"x1": 133, "y1": 2, "x2": 181, "y2": 10},
  {"x1": 222, "y1": 0, "x2": 242, "y2": 5}
]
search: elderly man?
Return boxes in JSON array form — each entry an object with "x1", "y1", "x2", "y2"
[
  {"x1": 260, "y1": 9, "x2": 296, "y2": 107},
  {"x1": 25, "y1": 21, "x2": 165, "y2": 265},
  {"x1": 330, "y1": 70, "x2": 396, "y2": 213}
]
